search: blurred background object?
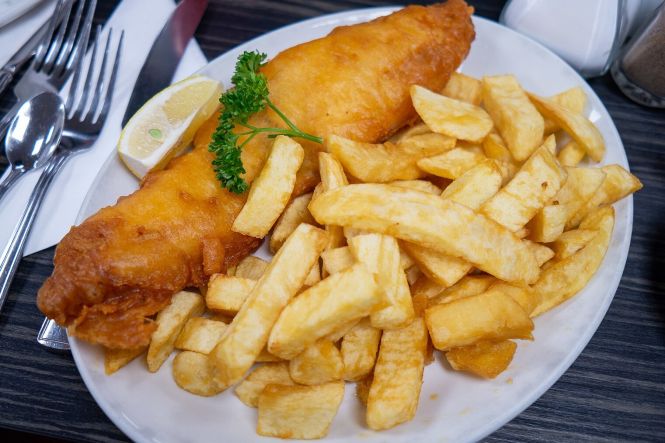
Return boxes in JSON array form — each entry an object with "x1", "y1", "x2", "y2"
[{"x1": 500, "y1": 0, "x2": 663, "y2": 78}]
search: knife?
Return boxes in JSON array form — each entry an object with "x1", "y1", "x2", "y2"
[{"x1": 121, "y1": 0, "x2": 208, "y2": 127}]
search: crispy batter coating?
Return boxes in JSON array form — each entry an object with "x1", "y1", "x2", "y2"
[{"x1": 37, "y1": 0, "x2": 475, "y2": 349}]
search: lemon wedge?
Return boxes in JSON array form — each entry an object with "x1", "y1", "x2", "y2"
[{"x1": 118, "y1": 75, "x2": 223, "y2": 178}]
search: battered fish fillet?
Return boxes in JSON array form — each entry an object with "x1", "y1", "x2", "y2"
[{"x1": 37, "y1": 0, "x2": 475, "y2": 349}]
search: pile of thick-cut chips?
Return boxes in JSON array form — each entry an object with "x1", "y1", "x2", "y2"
[{"x1": 105, "y1": 72, "x2": 642, "y2": 440}]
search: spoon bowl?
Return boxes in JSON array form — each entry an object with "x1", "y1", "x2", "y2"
[{"x1": 0, "y1": 91, "x2": 65, "y2": 202}]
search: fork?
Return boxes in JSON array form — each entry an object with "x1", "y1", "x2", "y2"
[
  {"x1": 0, "y1": 0, "x2": 97, "y2": 139},
  {"x1": 0, "y1": 26, "x2": 124, "y2": 348}
]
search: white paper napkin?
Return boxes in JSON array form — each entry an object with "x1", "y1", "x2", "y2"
[{"x1": 0, "y1": 0, "x2": 208, "y2": 256}]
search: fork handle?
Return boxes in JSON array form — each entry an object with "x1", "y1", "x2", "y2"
[
  {"x1": 0, "y1": 151, "x2": 69, "y2": 313},
  {"x1": 0, "y1": 168, "x2": 23, "y2": 204}
]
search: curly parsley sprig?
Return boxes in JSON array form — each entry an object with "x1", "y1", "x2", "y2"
[{"x1": 209, "y1": 51, "x2": 322, "y2": 193}]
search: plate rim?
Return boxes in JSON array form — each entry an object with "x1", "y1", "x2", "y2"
[{"x1": 69, "y1": 7, "x2": 634, "y2": 443}]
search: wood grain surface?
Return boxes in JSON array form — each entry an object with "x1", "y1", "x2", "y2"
[{"x1": 0, "y1": 1, "x2": 664, "y2": 442}]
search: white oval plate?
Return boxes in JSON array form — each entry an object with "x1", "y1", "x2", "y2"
[{"x1": 70, "y1": 8, "x2": 633, "y2": 443}]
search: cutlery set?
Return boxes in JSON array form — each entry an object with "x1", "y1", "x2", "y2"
[{"x1": 0, "y1": 0, "x2": 206, "y2": 350}]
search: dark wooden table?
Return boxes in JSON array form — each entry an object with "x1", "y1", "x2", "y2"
[{"x1": 1, "y1": 1, "x2": 664, "y2": 442}]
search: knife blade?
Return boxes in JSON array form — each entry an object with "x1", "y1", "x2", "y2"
[{"x1": 121, "y1": 0, "x2": 208, "y2": 127}]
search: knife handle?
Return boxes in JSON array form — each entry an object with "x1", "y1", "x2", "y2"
[{"x1": 0, "y1": 69, "x2": 13, "y2": 98}]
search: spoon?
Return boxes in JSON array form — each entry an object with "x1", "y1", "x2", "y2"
[{"x1": 0, "y1": 92, "x2": 65, "y2": 203}]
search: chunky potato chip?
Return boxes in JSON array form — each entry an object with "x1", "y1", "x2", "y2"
[
  {"x1": 341, "y1": 318, "x2": 382, "y2": 381},
  {"x1": 270, "y1": 193, "x2": 315, "y2": 253},
  {"x1": 532, "y1": 206, "x2": 615, "y2": 316},
  {"x1": 446, "y1": 340, "x2": 517, "y2": 379},
  {"x1": 405, "y1": 265, "x2": 423, "y2": 286},
  {"x1": 482, "y1": 131, "x2": 514, "y2": 164},
  {"x1": 543, "y1": 87, "x2": 588, "y2": 133},
  {"x1": 256, "y1": 347, "x2": 284, "y2": 363},
  {"x1": 104, "y1": 347, "x2": 146, "y2": 375},
  {"x1": 525, "y1": 240, "x2": 555, "y2": 267},
  {"x1": 389, "y1": 179, "x2": 442, "y2": 195},
  {"x1": 417, "y1": 147, "x2": 486, "y2": 179},
  {"x1": 550, "y1": 228, "x2": 598, "y2": 261},
  {"x1": 303, "y1": 261, "x2": 321, "y2": 286},
  {"x1": 411, "y1": 85, "x2": 493, "y2": 142},
  {"x1": 232, "y1": 136, "x2": 304, "y2": 238},
  {"x1": 389, "y1": 122, "x2": 431, "y2": 143},
  {"x1": 440, "y1": 159, "x2": 503, "y2": 210},
  {"x1": 442, "y1": 72, "x2": 482, "y2": 105},
  {"x1": 410, "y1": 275, "x2": 445, "y2": 299},
  {"x1": 426, "y1": 289, "x2": 533, "y2": 350},
  {"x1": 172, "y1": 351, "x2": 219, "y2": 397},
  {"x1": 349, "y1": 234, "x2": 415, "y2": 329},
  {"x1": 366, "y1": 318, "x2": 428, "y2": 431},
  {"x1": 325, "y1": 319, "x2": 361, "y2": 342},
  {"x1": 566, "y1": 164, "x2": 642, "y2": 229},
  {"x1": 327, "y1": 133, "x2": 455, "y2": 182},
  {"x1": 210, "y1": 224, "x2": 328, "y2": 389},
  {"x1": 528, "y1": 93, "x2": 604, "y2": 162},
  {"x1": 356, "y1": 375, "x2": 373, "y2": 406},
  {"x1": 235, "y1": 256, "x2": 269, "y2": 280},
  {"x1": 205, "y1": 275, "x2": 254, "y2": 315},
  {"x1": 147, "y1": 291, "x2": 205, "y2": 372},
  {"x1": 481, "y1": 140, "x2": 567, "y2": 232},
  {"x1": 401, "y1": 242, "x2": 472, "y2": 288},
  {"x1": 268, "y1": 264, "x2": 383, "y2": 359},
  {"x1": 557, "y1": 140, "x2": 586, "y2": 167},
  {"x1": 482, "y1": 75, "x2": 545, "y2": 161},
  {"x1": 289, "y1": 339, "x2": 344, "y2": 385},
  {"x1": 321, "y1": 246, "x2": 354, "y2": 275},
  {"x1": 235, "y1": 362, "x2": 294, "y2": 407},
  {"x1": 489, "y1": 281, "x2": 537, "y2": 315},
  {"x1": 430, "y1": 274, "x2": 496, "y2": 305},
  {"x1": 257, "y1": 382, "x2": 344, "y2": 439},
  {"x1": 174, "y1": 317, "x2": 228, "y2": 354},
  {"x1": 319, "y1": 152, "x2": 350, "y2": 251},
  {"x1": 309, "y1": 184, "x2": 540, "y2": 284}
]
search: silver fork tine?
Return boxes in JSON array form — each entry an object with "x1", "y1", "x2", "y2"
[
  {"x1": 96, "y1": 30, "x2": 123, "y2": 124},
  {"x1": 64, "y1": 0, "x2": 96, "y2": 74},
  {"x1": 52, "y1": 0, "x2": 86, "y2": 78},
  {"x1": 33, "y1": 0, "x2": 67, "y2": 69},
  {"x1": 88, "y1": 28, "x2": 112, "y2": 121},
  {"x1": 64, "y1": 17, "x2": 92, "y2": 114},
  {"x1": 75, "y1": 24, "x2": 100, "y2": 119},
  {"x1": 41, "y1": 0, "x2": 74, "y2": 73}
]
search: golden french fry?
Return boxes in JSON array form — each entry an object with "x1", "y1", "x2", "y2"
[
  {"x1": 417, "y1": 147, "x2": 486, "y2": 179},
  {"x1": 104, "y1": 347, "x2": 146, "y2": 375},
  {"x1": 257, "y1": 382, "x2": 345, "y2": 439},
  {"x1": 543, "y1": 87, "x2": 588, "y2": 134},
  {"x1": 321, "y1": 246, "x2": 354, "y2": 275},
  {"x1": 482, "y1": 75, "x2": 545, "y2": 161},
  {"x1": 410, "y1": 275, "x2": 445, "y2": 299},
  {"x1": 309, "y1": 184, "x2": 540, "y2": 284},
  {"x1": 325, "y1": 318, "x2": 361, "y2": 342},
  {"x1": 356, "y1": 375, "x2": 372, "y2": 406},
  {"x1": 441, "y1": 71, "x2": 482, "y2": 105},
  {"x1": 566, "y1": 164, "x2": 642, "y2": 229},
  {"x1": 147, "y1": 291, "x2": 205, "y2": 372},
  {"x1": 525, "y1": 240, "x2": 555, "y2": 267},
  {"x1": 401, "y1": 241, "x2": 472, "y2": 288},
  {"x1": 319, "y1": 151, "x2": 348, "y2": 190},
  {"x1": 269, "y1": 263, "x2": 383, "y2": 359},
  {"x1": 256, "y1": 347, "x2": 284, "y2": 363},
  {"x1": 235, "y1": 362, "x2": 294, "y2": 407},
  {"x1": 440, "y1": 159, "x2": 503, "y2": 210},
  {"x1": 304, "y1": 261, "x2": 321, "y2": 286},
  {"x1": 289, "y1": 339, "x2": 344, "y2": 385},
  {"x1": 411, "y1": 85, "x2": 493, "y2": 142},
  {"x1": 270, "y1": 193, "x2": 315, "y2": 253},
  {"x1": 388, "y1": 122, "x2": 431, "y2": 143},
  {"x1": 210, "y1": 223, "x2": 328, "y2": 389},
  {"x1": 232, "y1": 136, "x2": 304, "y2": 238},
  {"x1": 349, "y1": 234, "x2": 415, "y2": 329},
  {"x1": 205, "y1": 275, "x2": 254, "y2": 315},
  {"x1": 482, "y1": 131, "x2": 514, "y2": 163},
  {"x1": 481, "y1": 140, "x2": 567, "y2": 232},
  {"x1": 528, "y1": 93, "x2": 604, "y2": 162},
  {"x1": 341, "y1": 318, "x2": 382, "y2": 381},
  {"x1": 327, "y1": 133, "x2": 455, "y2": 182},
  {"x1": 425, "y1": 289, "x2": 533, "y2": 350},
  {"x1": 557, "y1": 140, "x2": 586, "y2": 167},
  {"x1": 529, "y1": 166, "x2": 606, "y2": 242},
  {"x1": 174, "y1": 317, "x2": 228, "y2": 354},
  {"x1": 489, "y1": 281, "x2": 537, "y2": 315},
  {"x1": 532, "y1": 206, "x2": 615, "y2": 316},
  {"x1": 172, "y1": 351, "x2": 218, "y2": 397},
  {"x1": 430, "y1": 274, "x2": 496, "y2": 305},
  {"x1": 389, "y1": 179, "x2": 442, "y2": 195},
  {"x1": 235, "y1": 256, "x2": 269, "y2": 280},
  {"x1": 550, "y1": 228, "x2": 598, "y2": 261},
  {"x1": 366, "y1": 318, "x2": 428, "y2": 431},
  {"x1": 446, "y1": 340, "x2": 517, "y2": 379},
  {"x1": 405, "y1": 265, "x2": 422, "y2": 286}
]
